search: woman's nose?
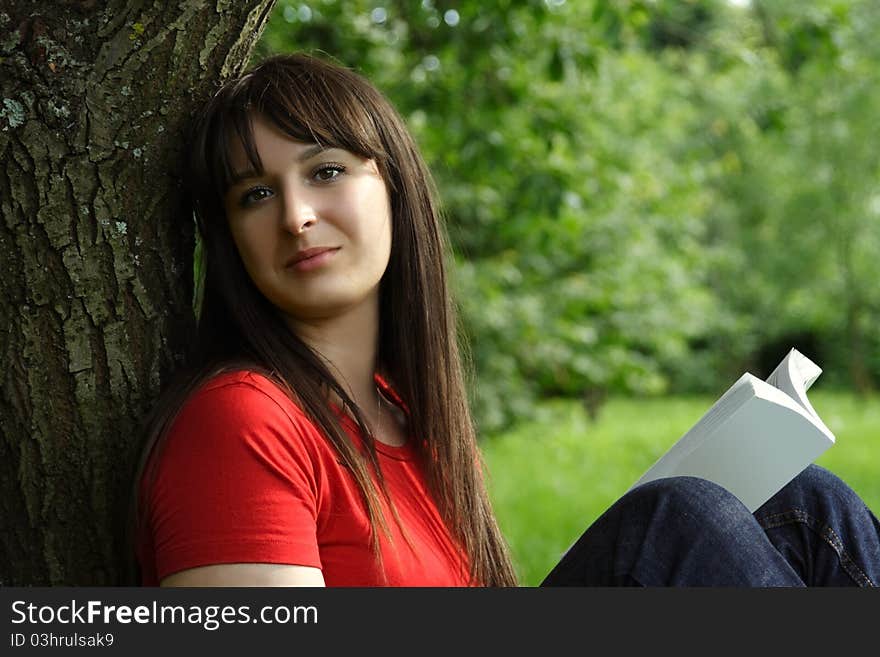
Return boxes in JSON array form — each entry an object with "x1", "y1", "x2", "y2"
[{"x1": 282, "y1": 193, "x2": 317, "y2": 234}]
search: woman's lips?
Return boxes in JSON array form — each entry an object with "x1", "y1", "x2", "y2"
[{"x1": 286, "y1": 247, "x2": 340, "y2": 272}]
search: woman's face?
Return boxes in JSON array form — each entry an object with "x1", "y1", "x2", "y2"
[{"x1": 223, "y1": 113, "x2": 393, "y2": 325}]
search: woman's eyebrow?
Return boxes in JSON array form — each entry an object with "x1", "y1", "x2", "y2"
[
  {"x1": 297, "y1": 143, "x2": 330, "y2": 161},
  {"x1": 228, "y1": 144, "x2": 335, "y2": 187},
  {"x1": 228, "y1": 168, "x2": 260, "y2": 187}
]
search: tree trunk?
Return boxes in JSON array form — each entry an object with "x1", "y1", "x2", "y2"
[{"x1": 0, "y1": 0, "x2": 276, "y2": 585}]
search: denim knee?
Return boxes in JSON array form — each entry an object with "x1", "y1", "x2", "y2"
[
  {"x1": 623, "y1": 475, "x2": 773, "y2": 562},
  {"x1": 609, "y1": 475, "x2": 803, "y2": 585},
  {"x1": 754, "y1": 464, "x2": 880, "y2": 586},
  {"x1": 542, "y1": 474, "x2": 807, "y2": 586},
  {"x1": 755, "y1": 463, "x2": 875, "y2": 532},
  {"x1": 627, "y1": 475, "x2": 751, "y2": 528}
]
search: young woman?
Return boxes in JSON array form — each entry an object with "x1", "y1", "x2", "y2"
[
  {"x1": 134, "y1": 53, "x2": 880, "y2": 588},
  {"x1": 134, "y1": 52, "x2": 516, "y2": 587}
]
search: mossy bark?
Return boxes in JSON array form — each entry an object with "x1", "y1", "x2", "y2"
[{"x1": 0, "y1": 0, "x2": 276, "y2": 585}]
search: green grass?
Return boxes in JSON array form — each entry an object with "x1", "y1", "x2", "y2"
[{"x1": 480, "y1": 391, "x2": 880, "y2": 586}]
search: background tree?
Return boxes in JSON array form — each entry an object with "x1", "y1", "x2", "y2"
[
  {"x1": 688, "y1": 0, "x2": 880, "y2": 391},
  {"x1": 0, "y1": 0, "x2": 276, "y2": 586}
]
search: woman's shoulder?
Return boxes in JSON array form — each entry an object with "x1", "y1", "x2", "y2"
[
  {"x1": 170, "y1": 367, "x2": 319, "y2": 445},
  {"x1": 197, "y1": 368, "x2": 293, "y2": 403}
]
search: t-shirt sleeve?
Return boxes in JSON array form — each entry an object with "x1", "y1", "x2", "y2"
[{"x1": 148, "y1": 376, "x2": 323, "y2": 581}]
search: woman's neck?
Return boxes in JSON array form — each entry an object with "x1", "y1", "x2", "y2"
[
  {"x1": 285, "y1": 297, "x2": 380, "y2": 412},
  {"x1": 285, "y1": 296, "x2": 407, "y2": 447}
]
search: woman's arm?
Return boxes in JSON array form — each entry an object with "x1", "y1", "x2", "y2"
[
  {"x1": 161, "y1": 563, "x2": 325, "y2": 587},
  {"x1": 148, "y1": 376, "x2": 329, "y2": 587}
]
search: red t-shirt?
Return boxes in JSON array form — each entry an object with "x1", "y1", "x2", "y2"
[{"x1": 138, "y1": 370, "x2": 471, "y2": 586}]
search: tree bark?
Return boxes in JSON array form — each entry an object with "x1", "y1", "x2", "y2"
[{"x1": 0, "y1": 0, "x2": 276, "y2": 585}]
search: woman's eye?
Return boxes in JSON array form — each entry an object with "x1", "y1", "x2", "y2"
[
  {"x1": 313, "y1": 164, "x2": 345, "y2": 182},
  {"x1": 240, "y1": 186, "x2": 273, "y2": 207}
]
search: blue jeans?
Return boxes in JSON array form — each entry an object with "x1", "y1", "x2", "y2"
[{"x1": 540, "y1": 465, "x2": 880, "y2": 586}]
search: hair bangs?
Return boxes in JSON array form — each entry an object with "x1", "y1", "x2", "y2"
[
  {"x1": 211, "y1": 106, "x2": 261, "y2": 201},
  {"x1": 249, "y1": 61, "x2": 389, "y2": 168}
]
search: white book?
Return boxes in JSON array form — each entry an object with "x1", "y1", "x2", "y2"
[{"x1": 628, "y1": 348, "x2": 835, "y2": 512}]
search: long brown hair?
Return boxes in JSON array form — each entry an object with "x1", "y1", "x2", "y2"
[{"x1": 131, "y1": 53, "x2": 518, "y2": 586}]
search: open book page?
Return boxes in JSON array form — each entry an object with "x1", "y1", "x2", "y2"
[
  {"x1": 766, "y1": 349, "x2": 834, "y2": 439},
  {"x1": 627, "y1": 349, "x2": 835, "y2": 512}
]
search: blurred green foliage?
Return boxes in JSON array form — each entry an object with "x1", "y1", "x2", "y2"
[{"x1": 254, "y1": 0, "x2": 880, "y2": 432}]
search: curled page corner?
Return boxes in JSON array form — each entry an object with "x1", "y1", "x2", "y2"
[
  {"x1": 788, "y1": 348, "x2": 822, "y2": 391},
  {"x1": 773, "y1": 348, "x2": 832, "y2": 439}
]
